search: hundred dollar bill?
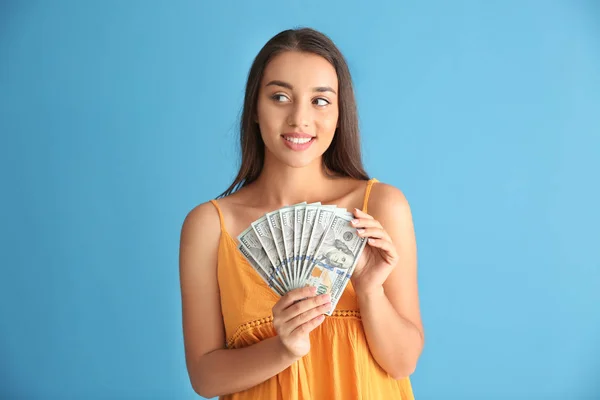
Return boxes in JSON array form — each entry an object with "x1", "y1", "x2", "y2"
[
  {"x1": 300, "y1": 205, "x2": 337, "y2": 283},
  {"x1": 250, "y1": 216, "x2": 288, "y2": 287},
  {"x1": 266, "y1": 210, "x2": 290, "y2": 289},
  {"x1": 299, "y1": 206, "x2": 318, "y2": 283},
  {"x1": 287, "y1": 202, "x2": 308, "y2": 288},
  {"x1": 236, "y1": 228, "x2": 286, "y2": 295},
  {"x1": 237, "y1": 243, "x2": 284, "y2": 296},
  {"x1": 279, "y1": 206, "x2": 298, "y2": 289},
  {"x1": 295, "y1": 203, "x2": 321, "y2": 286},
  {"x1": 293, "y1": 206, "x2": 305, "y2": 287},
  {"x1": 297, "y1": 204, "x2": 317, "y2": 287},
  {"x1": 303, "y1": 211, "x2": 367, "y2": 315}
]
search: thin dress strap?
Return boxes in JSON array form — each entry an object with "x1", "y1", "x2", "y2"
[
  {"x1": 361, "y1": 178, "x2": 379, "y2": 214},
  {"x1": 209, "y1": 199, "x2": 226, "y2": 232}
]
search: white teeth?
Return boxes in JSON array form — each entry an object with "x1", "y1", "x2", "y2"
[{"x1": 284, "y1": 136, "x2": 312, "y2": 144}]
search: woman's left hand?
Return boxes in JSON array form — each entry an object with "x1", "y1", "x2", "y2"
[{"x1": 350, "y1": 208, "x2": 399, "y2": 295}]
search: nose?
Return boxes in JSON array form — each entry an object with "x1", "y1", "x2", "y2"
[{"x1": 287, "y1": 101, "x2": 310, "y2": 128}]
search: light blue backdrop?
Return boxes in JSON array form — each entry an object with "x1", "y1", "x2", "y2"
[{"x1": 1, "y1": 1, "x2": 599, "y2": 399}]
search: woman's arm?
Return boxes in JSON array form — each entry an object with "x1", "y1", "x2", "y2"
[
  {"x1": 179, "y1": 202, "x2": 328, "y2": 398},
  {"x1": 351, "y1": 184, "x2": 425, "y2": 379},
  {"x1": 190, "y1": 337, "x2": 297, "y2": 398},
  {"x1": 357, "y1": 287, "x2": 424, "y2": 379}
]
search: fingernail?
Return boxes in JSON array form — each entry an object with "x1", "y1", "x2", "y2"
[
  {"x1": 357, "y1": 228, "x2": 365, "y2": 234},
  {"x1": 352, "y1": 219, "x2": 359, "y2": 225}
]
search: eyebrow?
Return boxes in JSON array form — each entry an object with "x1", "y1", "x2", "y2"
[{"x1": 265, "y1": 80, "x2": 337, "y2": 94}]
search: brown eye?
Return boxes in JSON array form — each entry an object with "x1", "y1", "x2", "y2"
[
  {"x1": 271, "y1": 94, "x2": 290, "y2": 102},
  {"x1": 314, "y1": 98, "x2": 330, "y2": 106}
]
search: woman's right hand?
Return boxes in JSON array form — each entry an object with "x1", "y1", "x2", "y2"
[{"x1": 272, "y1": 286, "x2": 332, "y2": 359}]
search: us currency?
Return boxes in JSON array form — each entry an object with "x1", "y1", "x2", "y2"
[
  {"x1": 266, "y1": 210, "x2": 290, "y2": 288},
  {"x1": 279, "y1": 207, "x2": 297, "y2": 289},
  {"x1": 303, "y1": 211, "x2": 367, "y2": 315},
  {"x1": 236, "y1": 203, "x2": 367, "y2": 312},
  {"x1": 300, "y1": 205, "x2": 337, "y2": 284},
  {"x1": 250, "y1": 217, "x2": 288, "y2": 288},
  {"x1": 236, "y1": 229, "x2": 286, "y2": 295},
  {"x1": 275, "y1": 202, "x2": 306, "y2": 288},
  {"x1": 237, "y1": 243, "x2": 285, "y2": 296},
  {"x1": 297, "y1": 204, "x2": 318, "y2": 287},
  {"x1": 293, "y1": 206, "x2": 305, "y2": 287}
]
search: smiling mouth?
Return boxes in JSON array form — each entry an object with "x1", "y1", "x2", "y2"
[
  {"x1": 280, "y1": 134, "x2": 316, "y2": 151},
  {"x1": 282, "y1": 136, "x2": 314, "y2": 144}
]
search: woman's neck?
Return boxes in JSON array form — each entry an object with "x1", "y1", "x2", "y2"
[{"x1": 251, "y1": 156, "x2": 341, "y2": 207}]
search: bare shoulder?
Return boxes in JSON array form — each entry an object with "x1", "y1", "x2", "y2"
[
  {"x1": 179, "y1": 199, "x2": 222, "y2": 285},
  {"x1": 179, "y1": 200, "x2": 224, "y2": 283},
  {"x1": 181, "y1": 200, "x2": 221, "y2": 236},
  {"x1": 367, "y1": 181, "x2": 413, "y2": 221},
  {"x1": 179, "y1": 200, "x2": 223, "y2": 268}
]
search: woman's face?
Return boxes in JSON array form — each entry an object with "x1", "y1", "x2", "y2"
[{"x1": 256, "y1": 51, "x2": 339, "y2": 169}]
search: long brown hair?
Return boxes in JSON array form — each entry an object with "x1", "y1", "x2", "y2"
[{"x1": 219, "y1": 27, "x2": 369, "y2": 198}]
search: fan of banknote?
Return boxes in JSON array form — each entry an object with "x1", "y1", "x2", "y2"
[{"x1": 237, "y1": 202, "x2": 367, "y2": 315}]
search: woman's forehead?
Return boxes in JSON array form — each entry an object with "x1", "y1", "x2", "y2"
[{"x1": 262, "y1": 51, "x2": 338, "y2": 91}]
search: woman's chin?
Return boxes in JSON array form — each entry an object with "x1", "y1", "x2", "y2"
[
  {"x1": 263, "y1": 145, "x2": 325, "y2": 170},
  {"x1": 264, "y1": 151, "x2": 320, "y2": 169},
  {"x1": 282, "y1": 157, "x2": 317, "y2": 169}
]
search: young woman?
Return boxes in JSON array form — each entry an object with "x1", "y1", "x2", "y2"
[{"x1": 179, "y1": 28, "x2": 424, "y2": 399}]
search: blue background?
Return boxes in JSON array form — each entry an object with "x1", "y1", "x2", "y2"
[{"x1": 1, "y1": 1, "x2": 599, "y2": 399}]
